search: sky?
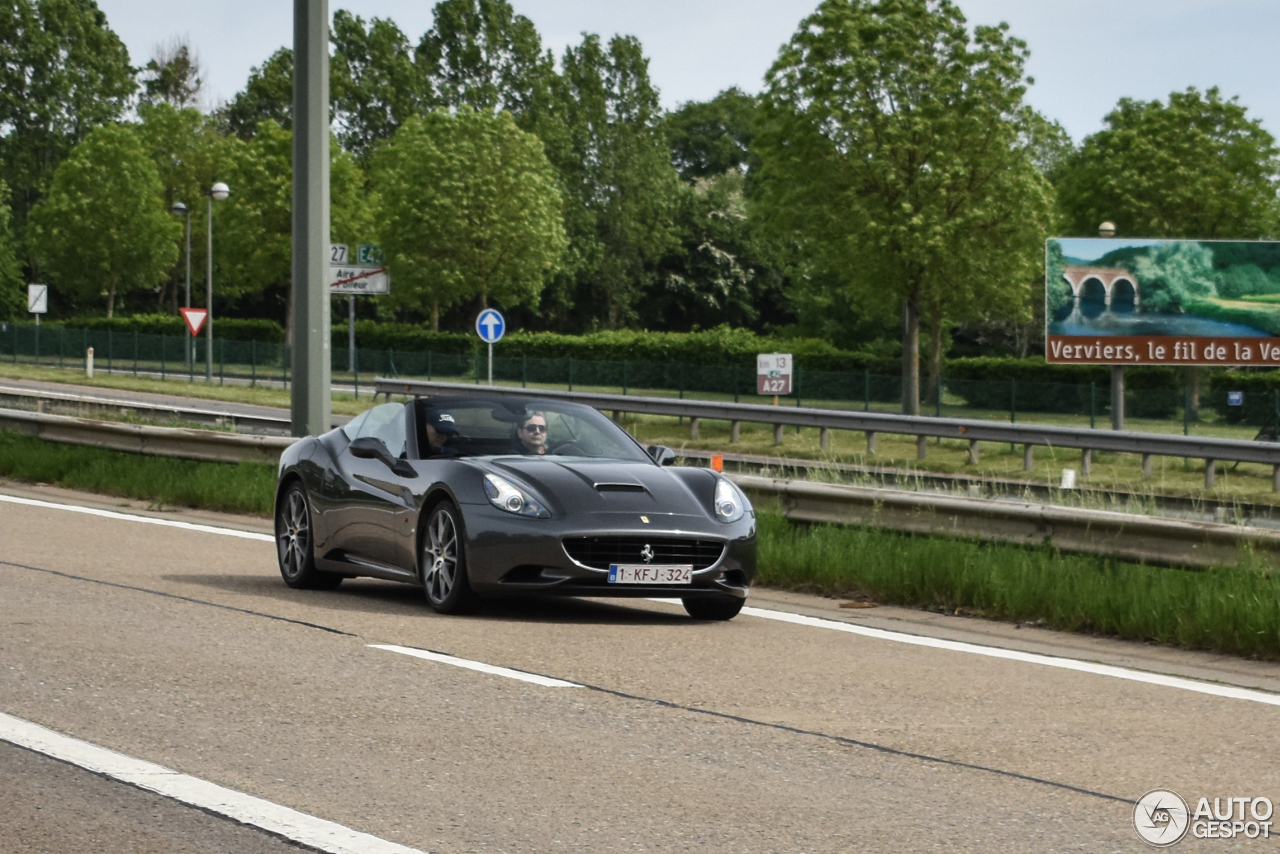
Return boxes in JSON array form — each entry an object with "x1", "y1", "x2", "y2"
[{"x1": 95, "y1": 0, "x2": 1280, "y2": 142}]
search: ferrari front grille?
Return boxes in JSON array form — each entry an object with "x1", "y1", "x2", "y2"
[{"x1": 562, "y1": 536, "x2": 725, "y2": 570}]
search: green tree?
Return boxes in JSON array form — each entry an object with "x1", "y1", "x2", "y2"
[
  {"x1": 0, "y1": 0, "x2": 136, "y2": 231},
  {"x1": 665, "y1": 88, "x2": 758, "y2": 182},
  {"x1": 754, "y1": 0, "x2": 1053, "y2": 413},
  {"x1": 1057, "y1": 88, "x2": 1280, "y2": 239},
  {"x1": 215, "y1": 121, "x2": 371, "y2": 341},
  {"x1": 135, "y1": 102, "x2": 239, "y2": 313},
  {"x1": 0, "y1": 183, "x2": 25, "y2": 319},
  {"x1": 416, "y1": 0, "x2": 555, "y2": 124},
  {"x1": 370, "y1": 109, "x2": 566, "y2": 330},
  {"x1": 219, "y1": 49, "x2": 296, "y2": 140},
  {"x1": 139, "y1": 38, "x2": 202, "y2": 108},
  {"x1": 541, "y1": 34, "x2": 680, "y2": 330},
  {"x1": 331, "y1": 11, "x2": 427, "y2": 163},
  {"x1": 27, "y1": 124, "x2": 179, "y2": 316}
]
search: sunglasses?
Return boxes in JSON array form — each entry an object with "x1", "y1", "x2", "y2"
[{"x1": 522, "y1": 423, "x2": 548, "y2": 433}]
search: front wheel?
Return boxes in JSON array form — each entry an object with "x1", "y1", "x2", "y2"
[
  {"x1": 276, "y1": 482, "x2": 342, "y2": 590},
  {"x1": 682, "y1": 596, "x2": 744, "y2": 621},
  {"x1": 421, "y1": 501, "x2": 480, "y2": 615}
]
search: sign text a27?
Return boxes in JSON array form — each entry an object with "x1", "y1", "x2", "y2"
[{"x1": 757, "y1": 352, "x2": 793, "y2": 395}]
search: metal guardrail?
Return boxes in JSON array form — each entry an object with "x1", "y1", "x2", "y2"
[
  {"x1": 1, "y1": 407, "x2": 1272, "y2": 567},
  {"x1": 735, "y1": 475, "x2": 1276, "y2": 569},
  {"x1": 0, "y1": 384, "x2": 292, "y2": 435},
  {"x1": 376, "y1": 378, "x2": 1280, "y2": 489},
  {"x1": 0, "y1": 408, "x2": 295, "y2": 464}
]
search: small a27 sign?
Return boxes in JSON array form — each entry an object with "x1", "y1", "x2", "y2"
[{"x1": 757, "y1": 352, "x2": 793, "y2": 395}]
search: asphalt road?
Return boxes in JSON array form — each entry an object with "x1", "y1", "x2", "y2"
[{"x1": 2, "y1": 480, "x2": 1279, "y2": 852}]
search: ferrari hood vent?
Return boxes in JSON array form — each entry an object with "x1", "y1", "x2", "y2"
[{"x1": 593, "y1": 482, "x2": 646, "y2": 493}]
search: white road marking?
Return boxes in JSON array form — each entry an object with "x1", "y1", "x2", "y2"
[
  {"x1": 371, "y1": 644, "x2": 583, "y2": 688},
  {"x1": 738, "y1": 606, "x2": 1280, "y2": 707},
  {"x1": 0, "y1": 711, "x2": 426, "y2": 854},
  {"x1": 0, "y1": 494, "x2": 274, "y2": 542},
  {"x1": 6, "y1": 491, "x2": 1276, "y2": 706}
]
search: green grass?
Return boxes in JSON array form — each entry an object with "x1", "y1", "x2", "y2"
[
  {"x1": 757, "y1": 513, "x2": 1280, "y2": 660},
  {"x1": 0, "y1": 431, "x2": 275, "y2": 515}
]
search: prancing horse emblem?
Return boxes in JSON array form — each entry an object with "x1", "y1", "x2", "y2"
[{"x1": 640, "y1": 544, "x2": 655, "y2": 564}]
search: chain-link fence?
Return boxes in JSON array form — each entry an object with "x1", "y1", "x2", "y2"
[{"x1": 2, "y1": 322, "x2": 1270, "y2": 433}]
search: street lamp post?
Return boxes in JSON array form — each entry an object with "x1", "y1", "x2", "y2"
[
  {"x1": 170, "y1": 202, "x2": 191, "y2": 368},
  {"x1": 205, "y1": 182, "x2": 230, "y2": 381}
]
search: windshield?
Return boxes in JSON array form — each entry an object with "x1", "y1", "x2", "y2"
[{"x1": 414, "y1": 397, "x2": 652, "y2": 463}]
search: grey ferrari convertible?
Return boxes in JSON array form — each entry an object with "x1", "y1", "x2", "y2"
[{"x1": 274, "y1": 395, "x2": 756, "y2": 620}]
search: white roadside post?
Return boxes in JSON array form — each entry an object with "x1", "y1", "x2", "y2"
[{"x1": 475, "y1": 308, "x2": 506, "y2": 386}]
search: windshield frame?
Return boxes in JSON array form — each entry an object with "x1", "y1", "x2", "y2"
[{"x1": 410, "y1": 396, "x2": 655, "y2": 464}]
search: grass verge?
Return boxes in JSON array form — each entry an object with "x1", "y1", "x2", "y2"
[
  {"x1": 4, "y1": 429, "x2": 1278, "y2": 660},
  {"x1": 0, "y1": 431, "x2": 274, "y2": 515},
  {"x1": 758, "y1": 513, "x2": 1280, "y2": 660}
]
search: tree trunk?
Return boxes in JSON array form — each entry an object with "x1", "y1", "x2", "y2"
[
  {"x1": 1188, "y1": 366, "x2": 1201, "y2": 421},
  {"x1": 106, "y1": 280, "x2": 116, "y2": 318},
  {"x1": 431, "y1": 300, "x2": 439, "y2": 332},
  {"x1": 926, "y1": 311, "x2": 943, "y2": 410},
  {"x1": 901, "y1": 297, "x2": 920, "y2": 415}
]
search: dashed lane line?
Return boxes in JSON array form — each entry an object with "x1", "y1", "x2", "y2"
[
  {"x1": 370, "y1": 644, "x2": 583, "y2": 688},
  {"x1": 6, "y1": 491, "x2": 1279, "y2": 707}
]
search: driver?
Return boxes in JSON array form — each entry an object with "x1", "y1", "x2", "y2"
[
  {"x1": 423, "y1": 410, "x2": 459, "y2": 457},
  {"x1": 516, "y1": 411, "x2": 548, "y2": 455}
]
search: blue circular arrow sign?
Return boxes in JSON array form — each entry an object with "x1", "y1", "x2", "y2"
[{"x1": 475, "y1": 308, "x2": 505, "y2": 344}]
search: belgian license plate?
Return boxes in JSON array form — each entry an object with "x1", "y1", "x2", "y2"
[{"x1": 608, "y1": 564, "x2": 693, "y2": 585}]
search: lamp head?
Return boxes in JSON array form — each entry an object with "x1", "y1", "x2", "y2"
[
  {"x1": 170, "y1": 202, "x2": 188, "y2": 215},
  {"x1": 209, "y1": 182, "x2": 230, "y2": 201},
  {"x1": 1098, "y1": 221, "x2": 1116, "y2": 238}
]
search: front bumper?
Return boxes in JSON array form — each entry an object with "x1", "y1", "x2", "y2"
[{"x1": 460, "y1": 505, "x2": 757, "y2": 599}]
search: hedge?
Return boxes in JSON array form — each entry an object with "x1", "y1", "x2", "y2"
[
  {"x1": 58, "y1": 314, "x2": 285, "y2": 343},
  {"x1": 1208, "y1": 370, "x2": 1280, "y2": 425}
]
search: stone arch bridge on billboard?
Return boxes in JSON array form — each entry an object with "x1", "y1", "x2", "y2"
[{"x1": 1063, "y1": 266, "x2": 1139, "y2": 309}]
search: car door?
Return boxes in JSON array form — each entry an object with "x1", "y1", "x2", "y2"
[{"x1": 324, "y1": 403, "x2": 416, "y2": 571}]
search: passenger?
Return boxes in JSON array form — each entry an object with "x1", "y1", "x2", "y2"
[
  {"x1": 423, "y1": 410, "x2": 459, "y2": 457},
  {"x1": 516, "y1": 411, "x2": 548, "y2": 455}
]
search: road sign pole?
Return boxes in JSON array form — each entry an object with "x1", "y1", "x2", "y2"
[
  {"x1": 488, "y1": 343, "x2": 493, "y2": 386},
  {"x1": 348, "y1": 295, "x2": 355, "y2": 374},
  {"x1": 292, "y1": 0, "x2": 331, "y2": 437}
]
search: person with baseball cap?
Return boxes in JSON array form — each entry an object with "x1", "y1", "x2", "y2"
[{"x1": 423, "y1": 409, "x2": 459, "y2": 457}]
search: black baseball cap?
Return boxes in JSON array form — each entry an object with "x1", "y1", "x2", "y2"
[{"x1": 425, "y1": 410, "x2": 459, "y2": 434}]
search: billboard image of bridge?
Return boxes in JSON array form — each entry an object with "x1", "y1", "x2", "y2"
[{"x1": 1045, "y1": 237, "x2": 1280, "y2": 365}]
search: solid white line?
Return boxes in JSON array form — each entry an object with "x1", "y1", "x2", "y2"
[
  {"x1": 739, "y1": 606, "x2": 1280, "y2": 707},
  {"x1": 0, "y1": 711, "x2": 425, "y2": 854},
  {"x1": 0, "y1": 494, "x2": 273, "y2": 542},
  {"x1": 371, "y1": 644, "x2": 583, "y2": 688},
  {"x1": 8, "y1": 491, "x2": 1275, "y2": 706}
]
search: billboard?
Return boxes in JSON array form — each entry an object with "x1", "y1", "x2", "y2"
[{"x1": 1045, "y1": 238, "x2": 1280, "y2": 366}]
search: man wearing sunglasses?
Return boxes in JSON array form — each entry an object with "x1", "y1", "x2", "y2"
[{"x1": 516, "y1": 411, "x2": 549, "y2": 455}]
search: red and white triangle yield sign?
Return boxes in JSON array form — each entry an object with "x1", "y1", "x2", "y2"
[{"x1": 179, "y1": 307, "x2": 208, "y2": 337}]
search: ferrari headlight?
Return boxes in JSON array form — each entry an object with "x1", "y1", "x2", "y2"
[
  {"x1": 483, "y1": 474, "x2": 550, "y2": 518},
  {"x1": 714, "y1": 477, "x2": 747, "y2": 523}
]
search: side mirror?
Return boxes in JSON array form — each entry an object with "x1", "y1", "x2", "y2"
[
  {"x1": 349, "y1": 436, "x2": 386, "y2": 460},
  {"x1": 647, "y1": 444, "x2": 677, "y2": 467}
]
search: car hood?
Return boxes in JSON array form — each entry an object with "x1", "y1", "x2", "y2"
[{"x1": 485, "y1": 457, "x2": 709, "y2": 519}]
